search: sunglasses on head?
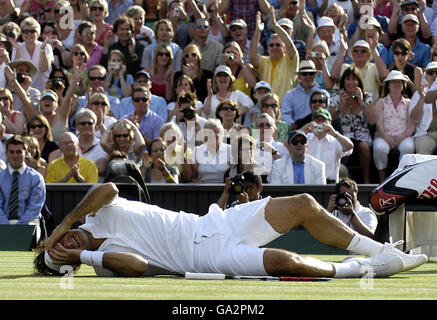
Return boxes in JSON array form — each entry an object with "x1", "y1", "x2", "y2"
[
  {"x1": 79, "y1": 121, "x2": 94, "y2": 126},
  {"x1": 291, "y1": 138, "x2": 307, "y2": 145},
  {"x1": 152, "y1": 147, "x2": 166, "y2": 152},
  {"x1": 89, "y1": 76, "x2": 105, "y2": 81},
  {"x1": 29, "y1": 124, "x2": 45, "y2": 129},
  {"x1": 157, "y1": 51, "x2": 170, "y2": 57},
  {"x1": 183, "y1": 52, "x2": 197, "y2": 59},
  {"x1": 394, "y1": 50, "x2": 408, "y2": 56},
  {"x1": 115, "y1": 134, "x2": 130, "y2": 138},
  {"x1": 133, "y1": 97, "x2": 148, "y2": 102},
  {"x1": 92, "y1": 101, "x2": 107, "y2": 106}
]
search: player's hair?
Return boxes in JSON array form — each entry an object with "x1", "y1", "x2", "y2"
[{"x1": 33, "y1": 239, "x2": 81, "y2": 276}]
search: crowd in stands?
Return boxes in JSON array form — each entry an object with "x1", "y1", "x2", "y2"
[{"x1": 1, "y1": 0, "x2": 437, "y2": 221}]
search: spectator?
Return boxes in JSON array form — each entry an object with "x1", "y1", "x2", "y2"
[
  {"x1": 141, "y1": 0, "x2": 163, "y2": 30},
  {"x1": 89, "y1": 0, "x2": 113, "y2": 47},
  {"x1": 1, "y1": 21, "x2": 19, "y2": 58},
  {"x1": 104, "y1": 49, "x2": 133, "y2": 99},
  {"x1": 20, "y1": 0, "x2": 56, "y2": 25},
  {"x1": 23, "y1": 135, "x2": 47, "y2": 178},
  {"x1": 140, "y1": 137, "x2": 179, "y2": 183},
  {"x1": 221, "y1": 41, "x2": 257, "y2": 98},
  {"x1": 75, "y1": 108, "x2": 108, "y2": 177},
  {"x1": 40, "y1": 21, "x2": 70, "y2": 70},
  {"x1": 329, "y1": 66, "x2": 375, "y2": 184},
  {"x1": 410, "y1": 62, "x2": 437, "y2": 155},
  {"x1": 77, "y1": 22, "x2": 104, "y2": 70},
  {"x1": 144, "y1": 43, "x2": 174, "y2": 102},
  {"x1": 100, "y1": 118, "x2": 146, "y2": 164},
  {"x1": 171, "y1": 91, "x2": 206, "y2": 148},
  {"x1": 46, "y1": 67, "x2": 68, "y2": 103},
  {"x1": 244, "y1": 80, "x2": 272, "y2": 127},
  {"x1": 0, "y1": 135, "x2": 46, "y2": 233},
  {"x1": 226, "y1": 19, "x2": 264, "y2": 64},
  {"x1": 45, "y1": 131, "x2": 98, "y2": 183},
  {"x1": 308, "y1": 40, "x2": 333, "y2": 90},
  {"x1": 189, "y1": 17, "x2": 223, "y2": 73},
  {"x1": 388, "y1": 38, "x2": 422, "y2": 99},
  {"x1": 117, "y1": 70, "x2": 167, "y2": 122},
  {"x1": 358, "y1": 17, "x2": 390, "y2": 66},
  {"x1": 256, "y1": 93, "x2": 291, "y2": 143},
  {"x1": 269, "y1": 129, "x2": 326, "y2": 184},
  {"x1": 101, "y1": 15, "x2": 145, "y2": 77},
  {"x1": 282, "y1": 60, "x2": 330, "y2": 126},
  {"x1": 373, "y1": 70, "x2": 415, "y2": 183},
  {"x1": 127, "y1": 5, "x2": 154, "y2": 47},
  {"x1": 215, "y1": 99, "x2": 247, "y2": 144},
  {"x1": 11, "y1": 16, "x2": 54, "y2": 92},
  {"x1": 0, "y1": 88, "x2": 25, "y2": 135},
  {"x1": 52, "y1": 0, "x2": 81, "y2": 50},
  {"x1": 387, "y1": 14, "x2": 430, "y2": 68},
  {"x1": 168, "y1": 74, "x2": 203, "y2": 120},
  {"x1": 87, "y1": 92, "x2": 117, "y2": 140},
  {"x1": 302, "y1": 108, "x2": 353, "y2": 183},
  {"x1": 315, "y1": 16, "x2": 340, "y2": 70},
  {"x1": 105, "y1": 0, "x2": 134, "y2": 26},
  {"x1": 319, "y1": 0, "x2": 357, "y2": 30},
  {"x1": 166, "y1": 0, "x2": 192, "y2": 49},
  {"x1": 192, "y1": 118, "x2": 231, "y2": 183},
  {"x1": 250, "y1": 11, "x2": 299, "y2": 104},
  {"x1": 123, "y1": 86, "x2": 163, "y2": 147},
  {"x1": 199, "y1": 65, "x2": 253, "y2": 122},
  {"x1": 331, "y1": 39, "x2": 388, "y2": 101},
  {"x1": 173, "y1": 44, "x2": 214, "y2": 103},
  {"x1": 68, "y1": 0, "x2": 89, "y2": 21},
  {"x1": 375, "y1": 0, "x2": 391, "y2": 18},
  {"x1": 68, "y1": 44, "x2": 89, "y2": 96},
  {"x1": 327, "y1": 178, "x2": 378, "y2": 239},
  {"x1": 26, "y1": 114, "x2": 60, "y2": 163},
  {"x1": 141, "y1": 19, "x2": 182, "y2": 71},
  {"x1": 205, "y1": 1, "x2": 227, "y2": 45},
  {"x1": 225, "y1": 134, "x2": 259, "y2": 179},
  {"x1": 295, "y1": 90, "x2": 329, "y2": 130}
]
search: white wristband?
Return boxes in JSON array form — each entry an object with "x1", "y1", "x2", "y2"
[{"x1": 80, "y1": 250, "x2": 104, "y2": 267}]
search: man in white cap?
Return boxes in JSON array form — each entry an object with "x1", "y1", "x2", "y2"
[
  {"x1": 413, "y1": 62, "x2": 437, "y2": 155},
  {"x1": 281, "y1": 60, "x2": 330, "y2": 125},
  {"x1": 227, "y1": 19, "x2": 264, "y2": 64},
  {"x1": 388, "y1": 0, "x2": 432, "y2": 46},
  {"x1": 331, "y1": 39, "x2": 388, "y2": 101},
  {"x1": 316, "y1": 16, "x2": 340, "y2": 70},
  {"x1": 250, "y1": 11, "x2": 299, "y2": 105},
  {"x1": 387, "y1": 14, "x2": 430, "y2": 68},
  {"x1": 243, "y1": 80, "x2": 272, "y2": 127}
]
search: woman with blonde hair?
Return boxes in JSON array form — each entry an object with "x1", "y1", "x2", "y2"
[
  {"x1": 23, "y1": 135, "x2": 47, "y2": 178},
  {"x1": 11, "y1": 16, "x2": 53, "y2": 91},
  {"x1": 26, "y1": 114, "x2": 61, "y2": 163},
  {"x1": 104, "y1": 49, "x2": 133, "y2": 98},
  {"x1": 141, "y1": 138, "x2": 179, "y2": 183},
  {"x1": 88, "y1": 92, "x2": 117, "y2": 138},
  {"x1": 173, "y1": 44, "x2": 213, "y2": 102},
  {"x1": 89, "y1": 0, "x2": 113, "y2": 47},
  {"x1": 0, "y1": 88, "x2": 25, "y2": 135},
  {"x1": 68, "y1": 44, "x2": 89, "y2": 96}
]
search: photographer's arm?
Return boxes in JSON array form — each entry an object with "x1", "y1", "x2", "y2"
[{"x1": 217, "y1": 177, "x2": 232, "y2": 209}]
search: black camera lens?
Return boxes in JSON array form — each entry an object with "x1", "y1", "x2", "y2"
[
  {"x1": 5, "y1": 30, "x2": 16, "y2": 38},
  {"x1": 16, "y1": 73, "x2": 25, "y2": 83},
  {"x1": 230, "y1": 174, "x2": 246, "y2": 194},
  {"x1": 335, "y1": 192, "x2": 352, "y2": 207},
  {"x1": 182, "y1": 107, "x2": 195, "y2": 120}
]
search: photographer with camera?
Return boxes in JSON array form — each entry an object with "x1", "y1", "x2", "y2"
[
  {"x1": 217, "y1": 170, "x2": 263, "y2": 209},
  {"x1": 327, "y1": 178, "x2": 377, "y2": 239}
]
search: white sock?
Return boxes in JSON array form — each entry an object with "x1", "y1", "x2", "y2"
[
  {"x1": 346, "y1": 233, "x2": 383, "y2": 257},
  {"x1": 332, "y1": 260, "x2": 362, "y2": 278}
]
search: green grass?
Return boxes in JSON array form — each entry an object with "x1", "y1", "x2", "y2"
[{"x1": 1, "y1": 251, "x2": 437, "y2": 300}]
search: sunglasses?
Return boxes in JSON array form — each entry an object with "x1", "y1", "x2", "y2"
[
  {"x1": 152, "y1": 147, "x2": 166, "y2": 152},
  {"x1": 230, "y1": 26, "x2": 243, "y2": 32},
  {"x1": 393, "y1": 51, "x2": 408, "y2": 56},
  {"x1": 183, "y1": 52, "x2": 197, "y2": 59},
  {"x1": 22, "y1": 29, "x2": 37, "y2": 34},
  {"x1": 133, "y1": 97, "x2": 148, "y2": 102},
  {"x1": 262, "y1": 103, "x2": 278, "y2": 108},
  {"x1": 115, "y1": 134, "x2": 130, "y2": 138},
  {"x1": 29, "y1": 124, "x2": 45, "y2": 129},
  {"x1": 300, "y1": 72, "x2": 316, "y2": 76},
  {"x1": 269, "y1": 43, "x2": 282, "y2": 48},
  {"x1": 92, "y1": 101, "x2": 107, "y2": 106},
  {"x1": 291, "y1": 139, "x2": 307, "y2": 145},
  {"x1": 72, "y1": 51, "x2": 86, "y2": 57},
  {"x1": 157, "y1": 51, "x2": 170, "y2": 57},
  {"x1": 426, "y1": 70, "x2": 437, "y2": 76},
  {"x1": 90, "y1": 6, "x2": 104, "y2": 11},
  {"x1": 221, "y1": 106, "x2": 236, "y2": 111},
  {"x1": 89, "y1": 76, "x2": 105, "y2": 81},
  {"x1": 289, "y1": 1, "x2": 298, "y2": 5},
  {"x1": 196, "y1": 25, "x2": 210, "y2": 29},
  {"x1": 82, "y1": 31, "x2": 95, "y2": 36},
  {"x1": 79, "y1": 121, "x2": 94, "y2": 126},
  {"x1": 311, "y1": 99, "x2": 326, "y2": 104},
  {"x1": 0, "y1": 96, "x2": 9, "y2": 101},
  {"x1": 353, "y1": 49, "x2": 368, "y2": 54}
]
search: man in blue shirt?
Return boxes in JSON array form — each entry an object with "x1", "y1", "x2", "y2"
[
  {"x1": 105, "y1": 0, "x2": 134, "y2": 25},
  {"x1": 117, "y1": 71, "x2": 168, "y2": 122},
  {"x1": 281, "y1": 60, "x2": 330, "y2": 126},
  {"x1": 0, "y1": 135, "x2": 45, "y2": 225},
  {"x1": 123, "y1": 86, "x2": 163, "y2": 146}
]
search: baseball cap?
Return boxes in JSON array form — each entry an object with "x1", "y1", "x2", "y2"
[
  {"x1": 254, "y1": 81, "x2": 272, "y2": 92},
  {"x1": 402, "y1": 14, "x2": 419, "y2": 24},
  {"x1": 40, "y1": 90, "x2": 58, "y2": 101},
  {"x1": 288, "y1": 129, "x2": 307, "y2": 142},
  {"x1": 312, "y1": 108, "x2": 332, "y2": 121},
  {"x1": 400, "y1": 0, "x2": 419, "y2": 7},
  {"x1": 214, "y1": 65, "x2": 233, "y2": 77},
  {"x1": 277, "y1": 18, "x2": 293, "y2": 29},
  {"x1": 230, "y1": 19, "x2": 247, "y2": 28},
  {"x1": 317, "y1": 17, "x2": 336, "y2": 30},
  {"x1": 135, "y1": 70, "x2": 151, "y2": 80},
  {"x1": 425, "y1": 62, "x2": 437, "y2": 71}
]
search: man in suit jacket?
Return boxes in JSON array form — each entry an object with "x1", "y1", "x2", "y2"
[{"x1": 268, "y1": 129, "x2": 326, "y2": 184}]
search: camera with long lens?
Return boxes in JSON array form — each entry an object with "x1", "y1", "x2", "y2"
[
  {"x1": 50, "y1": 78, "x2": 64, "y2": 90},
  {"x1": 182, "y1": 107, "x2": 195, "y2": 120},
  {"x1": 230, "y1": 174, "x2": 246, "y2": 194},
  {"x1": 336, "y1": 192, "x2": 352, "y2": 207}
]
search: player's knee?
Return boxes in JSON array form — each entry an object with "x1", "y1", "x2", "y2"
[{"x1": 264, "y1": 249, "x2": 304, "y2": 275}]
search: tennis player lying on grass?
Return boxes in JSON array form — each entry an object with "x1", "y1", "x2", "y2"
[{"x1": 34, "y1": 183, "x2": 427, "y2": 278}]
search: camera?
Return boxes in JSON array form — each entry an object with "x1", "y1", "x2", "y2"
[
  {"x1": 311, "y1": 51, "x2": 320, "y2": 58},
  {"x1": 173, "y1": 7, "x2": 180, "y2": 16},
  {"x1": 230, "y1": 174, "x2": 246, "y2": 194},
  {"x1": 182, "y1": 107, "x2": 195, "y2": 120},
  {"x1": 16, "y1": 73, "x2": 24, "y2": 84},
  {"x1": 224, "y1": 52, "x2": 234, "y2": 60},
  {"x1": 313, "y1": 124, "x2": 323, "y2": 132},
  {"x1": 336, "y1": 192, "x2": 352, "y2": 207},
  {"x1": 110, "y1": 61, "x2": 120, "y2": 70},
  {"x1": 4, "y1": 30, "x2": 16, "y2": 38},
  {"x1": 50, "y1": 77, "x2": 64, "y2": 90}
]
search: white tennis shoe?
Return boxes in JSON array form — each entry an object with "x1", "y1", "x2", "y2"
[
  {"x1": 378, "y1": 241, "x2": 428, "y2": 272},
  {"x1": 344, "y1": 253, "x2": 405, "y2": 278}
]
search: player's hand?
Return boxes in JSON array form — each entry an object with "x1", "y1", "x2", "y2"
[
  {"x1": 49, "y1": 242, "x2": 81, "y2": 265},
  {"x1": 46, "y1": 223, "x2": 71, "y2": 251}
]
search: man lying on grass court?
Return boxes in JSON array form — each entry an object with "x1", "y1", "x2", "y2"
[{"x1": 34, "y1": 183, "x2": 427, "y2": 278}]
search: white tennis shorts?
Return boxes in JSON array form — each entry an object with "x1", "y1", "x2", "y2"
[{"x1": 192, "y1": 196, "x2": 282, "y2": 276}]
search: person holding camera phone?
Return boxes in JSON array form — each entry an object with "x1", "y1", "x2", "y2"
[{"x1": 327, "y1": 178, "x2": 377, "y2": 239}]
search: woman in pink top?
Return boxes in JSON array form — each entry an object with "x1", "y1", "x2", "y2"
[{"x1": 373, "y1": 70, "x2": 415, "y2": 182}]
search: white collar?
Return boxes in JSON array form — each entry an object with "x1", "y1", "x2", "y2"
[{"x1": 8, "y1": 163, "x2": 26, "y2": 175}]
